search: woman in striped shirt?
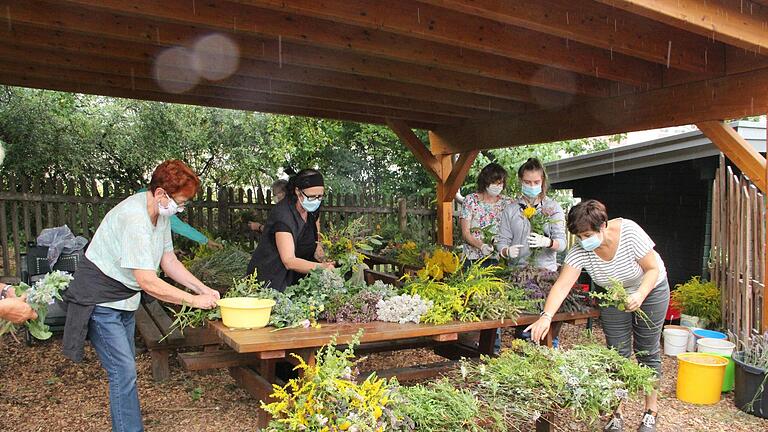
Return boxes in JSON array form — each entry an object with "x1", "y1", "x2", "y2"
[{"x1": 526, "y1": 199, "x2": 669, "y2": 432}]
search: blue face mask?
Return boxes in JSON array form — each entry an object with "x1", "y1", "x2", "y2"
[
  {"x1": 300, "y1": 198, "x2": 322, "y2": 213},
  {"x1": 521, "y1": 183, "x2": 542, "y2": 198},
  {"x1": 580, "y1": 233, "x2": 602, "y2": 251}
]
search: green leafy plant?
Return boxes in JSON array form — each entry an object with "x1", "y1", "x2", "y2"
[
  {"x1": 0, "y1": 271, "x2": 73, "y2": 341},
  {"x1": 671, "y1": 276, "x2": 721, "y2": 327},
  {"x1": 185, "y1": 246, "x2": 251, "y2": 292},
  {"x1": 320, "y1": 217, "x2": 383, "y2": 268},
  {"x1": 470, "y1": 223, "x2": 496, "y2": 246},
  {"x1": 395, "y1": 381, "x2": 481, "y2": 432},
  {"x1": 590, "y1": 279, "x2": 655, "y2": 329},
  {"x1": 262, "y1": 330, "x2": 412, "y2": 432}
]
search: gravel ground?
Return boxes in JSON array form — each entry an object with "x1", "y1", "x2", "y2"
[{"x1": 1, "y1": 323, "x2": 767, "y2": 431}]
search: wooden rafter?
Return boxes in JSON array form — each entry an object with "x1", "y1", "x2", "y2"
[
  {"x1": 386, "y1": 119, "x2": 443, "y2": 180},
  {"x1": 2, "y1": 1, "x2": 578, "y2": 106},
  {"x1": 429, "y1": 66, "x2": 768, "y2": 154},
  {"x1": 595, "y1": 0, "x2": 768, "y2": 53},
  {"x1": 0, "y1": 43, "x2": 496, "y2": 123},
  {"x1": 233, "y1": 0, "x2": 663, "y2": 87},
  {"x1": 697, "y1": 121, "x2": 767, "y2": 193},
  {"x1": 0, "y1": 73, "x2": 436, "y2": 128},
  {"x1": 53, "y1": 0, "x2": 614, "y2": 96},
  {"x1": 419, "y1": 0, "x2": 726, "y2": 74},
  {"x1": 0, "y1": 25, "x2": 530, "y2": 114},
  {"x1": 441, "y1": 151, "x2": 480, "y2": 202}
]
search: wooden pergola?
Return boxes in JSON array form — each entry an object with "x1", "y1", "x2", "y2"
[{"x1": 0, "y1": 0, "x2": 766, "y2": 328}]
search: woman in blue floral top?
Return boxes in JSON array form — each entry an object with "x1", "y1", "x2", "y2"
[{"x1": 459, "y1": 163, "x2": 511, "y2": 266}]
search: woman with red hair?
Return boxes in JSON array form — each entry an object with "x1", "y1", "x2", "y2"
[{"x1": 62, "y1": 160, "x2": 220, "y2": 432}]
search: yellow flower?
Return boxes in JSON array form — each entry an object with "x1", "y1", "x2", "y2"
[
  {"x1": 523, "y1": 206, "x2": 537, "y2": 219},
  {"x1": 403, "y1": 241, "x2": 417, "y2": 250}
]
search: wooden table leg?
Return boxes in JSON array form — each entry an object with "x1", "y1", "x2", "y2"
[
  {"x1": 478, "y1": 328, "x2": 498, "y2": 356},
  {"x1": 229, "y1": 362, "x2": 277, "y2": 430}
]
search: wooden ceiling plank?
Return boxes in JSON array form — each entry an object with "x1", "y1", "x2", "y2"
[
  {"x1": 429, "y1": 66, "x2": 768, "y2": 154},
  {"x1": 232, "y1": 0, "x2": 662, "y2": 86},
  {"x1": 418, "y1": 0, "x2": 727, "y2": 75},
  {"x1": 0, "y1": 72, "x2": 442, "y2": 128},
  {"x1": 3, "y1": 1, "x2": 577, "y2": 105},
  {"x1": 54, "y1": 0, "x2": 613, "y2": 95},
  {"x1": 0, "y1": 57, "x2": 460, "y2": 125},
  {"x1": 593, "y1": 0, "x2": 768, "y2": 53}
]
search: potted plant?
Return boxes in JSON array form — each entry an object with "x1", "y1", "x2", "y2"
[
  {"x1": 733, "y1": 333, "x2": 768, "y2": 418},
  {"x1": 670, "y1": 276, "x2": 720, "y2": 329}
]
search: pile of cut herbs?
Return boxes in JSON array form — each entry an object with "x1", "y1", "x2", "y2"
[
  {"x1": 0, "y1": 271, "x2": 73, "y2": 341},
  {"x1": 500, "y1": 265, "x2": 593, "y2": 314},
  {"x1": 403, "y1": 250, "x2": 534, "y2": 325},
  {"x1": 263, "y1": 332, "x2": 657, "y2": 431},
  {"x1": 185, "y1": 245, "x2": 251, "y2": 292},
  {"x1": 262, "y1": 330, "x2": 414, "y2": 432},
  {"x1": 398, "y1": 339, "x2": 656, "y2": 431}
]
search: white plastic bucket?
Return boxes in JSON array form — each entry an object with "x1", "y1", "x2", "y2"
[
  {"x1": 663, "y1": 328, "x2": 689, "y2": 356},
  {"x1": 697, "y1": 338, "x2": 735, "y2": 356}
]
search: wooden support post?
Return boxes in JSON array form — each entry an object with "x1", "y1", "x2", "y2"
[
  {"x1": 697, "y1": 121, "x2": 767, "y2": 193},
  {"x1": 764, "y1": 120, "x2": 768, "y2": 334},
  {"x1": 436, "y1": 154, "x2": 453, "y2": 246}
]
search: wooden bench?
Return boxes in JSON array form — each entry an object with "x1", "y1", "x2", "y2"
[{"x1": 135, "y1": 300, "x2": 221, "y2": 381}]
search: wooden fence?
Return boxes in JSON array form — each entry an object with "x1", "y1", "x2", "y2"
[
  {"x1": 711, "y1": 155, "x2": 767, "y2": 337},
  {"x1": 0, "y1": 176, "x2": 436, "y2": 280}
]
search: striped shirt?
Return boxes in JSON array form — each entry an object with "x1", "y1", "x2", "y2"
[{"x1": 564, "y1": 218, "x2": 666, "y2": 294}]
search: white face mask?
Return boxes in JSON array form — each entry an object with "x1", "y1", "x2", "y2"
[
  {"x1": 486, "y1": 184, "x2": 503, "y2": 197},
  {"x1": 158, "y1": 194, "x2": 182, "y2": 217}
]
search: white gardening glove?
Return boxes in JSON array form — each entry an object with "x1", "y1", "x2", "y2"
[
  {"x1": 480, "y1": 243, "x2": 494, "y2": 256},
  {"x1": 501, "y1": 244, "x2": 523, "y2": 259},
  {"x1": 527, "y1": 233, "x2": 551, "y2": 249}
]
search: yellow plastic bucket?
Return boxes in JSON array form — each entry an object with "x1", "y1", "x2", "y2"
[
  {"x1": 676, "y1": 353, "x2": 729, "y2": 405},
  {"x1": 217, "y1": 297, "x2": 276, "y2": 329}
]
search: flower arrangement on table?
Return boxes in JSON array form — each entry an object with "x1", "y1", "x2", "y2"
[
  {"x1": 320, "y1": 217, "x2": 382, "y2": 274},
  {"x1": 499, "y1": 265, "x2": 592, "y2": 314}
]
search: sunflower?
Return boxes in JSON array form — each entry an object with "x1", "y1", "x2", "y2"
[{"x1": 523, "y1": 205, "x2": 537, "y2": 219}]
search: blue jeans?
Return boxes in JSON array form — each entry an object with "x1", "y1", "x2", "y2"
[{"x1": 89, "y1": 306, "x2": 143, "y2": 432}]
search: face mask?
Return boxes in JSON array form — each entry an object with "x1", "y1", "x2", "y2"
[
  {"x1": 158, "y1": 194, "x2": 181, "y2": 217},
  {"x1": 580, "y1": 232, "x2": 603, "y2": 252},
  {"x1": 521, "y1": 183, "x2": 542, "y2": 198},
  {"x1": 300, "y1": 198, "x2": 322, "y2": 213},
  {"x1": 486, "y1": 184, "x2": 503, "y2": 197}
]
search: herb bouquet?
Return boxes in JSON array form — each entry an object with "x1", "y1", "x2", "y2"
[
  {"x1": 591, "y1": 279, "x2": 655, "y2": 328},
  {"x1": 0, "y1": 271, "x2": 73, "y2": 341}
]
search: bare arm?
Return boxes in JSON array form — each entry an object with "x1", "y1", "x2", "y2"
[
  {"x1": 524, "y1": 264, "x2": 582, "y2": 342},
  {"x1": 276, "y1": 232, "x2": 329, "y2": 274},
  {"x1": 626, "y1": 252, "x2": 661, "y2": 311},
  {"x1": 159, "y1": 251, "x2": 220, "y2": 299},
  {"x1": 460, "y1": 217, "x2": 484, "y2": 249},
  {"x1": 132, "y1": 269, "x2": 217, "y2": 308}
]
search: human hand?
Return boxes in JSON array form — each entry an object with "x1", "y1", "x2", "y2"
[
  {"x1": 480, "y1": 243, "x2": 494, "y2": 256},
  {"x1": 190, "y1": 293, "x2": 218, "y2": 309},
  {"x1": 527, "y1": 233, "x2": 551, "y2": 249},
  {"x1": 200, "y1": 285, "x2": 221, "y2": 300},
  {"x1": 524, "y1": 317, "x2": 552, "y2": 344},
  {"x1": 625, "y1": 292, "x2": 646, "y2": 312},
  {"x1": 501, "y1": 244, "x2": 523, "y2": 259},
  {"x1": 248, "y1": 222, "x2": 263, "y2": 232},
  {"x1": 320, "y1": 262, "x2": 335, "y2": 270},
  {"x1": 0, "y1": 295, "x2": 38, "y2": 324}
]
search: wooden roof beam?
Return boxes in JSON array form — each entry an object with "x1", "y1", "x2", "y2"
[
  {"x1": 594, "y1": 0, "x2": 768, "y2": 53},
  {"x1": 697, "y1": 121, "x2": 766, "y2": 193},
  {"x1": 0, "y1": 36, "x2": 508, "y2": 121},
  {"x1": 0, "y1": 59, "x2": 456, "y2": 126},
  {"x1": 0, "y1": 24, "x2": 530, "y2": 114},
  {"x1": 0, "y1": 73, "x2": 439, "y2": 128},
  {"x1": 441, "y1": 150, "x2": 480, "y2": 202},
  {"x1": 233, "y1": 0, "x2": 663, "y2": 87},
  {"x1": 429, "y1": 66, "x2": 768, "y2": 154},
  {"x1": 386, "y1": 119, "x2": 443, "y2": 180},
  {"x1": 3, "y1": 2, "x2": 577, "y2": 106},
  {"x1": 418, "y1": 0, "x2": 726, "y2": 75},
  {"x1": 55, "y1": 0, "x2": 615, "y2": 96}
]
